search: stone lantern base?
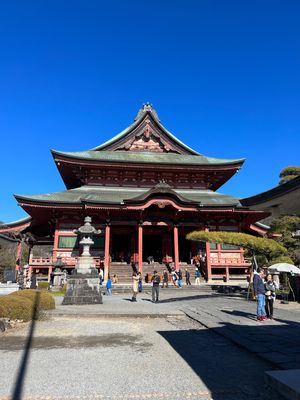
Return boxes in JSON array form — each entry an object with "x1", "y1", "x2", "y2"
[{"x1": 62, "y1": 269, "x2": 102, "y2": 305}]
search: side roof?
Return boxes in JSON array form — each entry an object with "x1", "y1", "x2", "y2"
[{"x1": 241, "y1": 175, "x2": 300, "y2": 206}]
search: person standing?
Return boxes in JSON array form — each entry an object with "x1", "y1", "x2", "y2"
[
  {"x1": 106, "y1": 275, "x2": 112, "y2": 295},
  {"x1": 185, "y1": 269, "x2": 191, "y2": 286},
  {"x1": 177, "y1": 269, "x2": 183, "y2": 288},
  {"x1": 138, "y1": 272, "x2": 143, "y2": 292},
  {"x1": 171, "y1": 269, "x2": 178, "y2": 286},
  {"x1": 162, "y1": 269, "x2": 169, "y2": 288},
  {"x1": 265, "y1": 273, "x2": 277, "y2": 319},
  {"x1": 132, "y1": 272, "x2": 139, "y2": 302},
  {"x1": 253, "y1": 267, "x2": 266, "y2": 321},
  {"x1": 151, "y1": 270, "x2": 161, "y2": 302},
  {"x1": 99, "y1": 268, "x2": 104, "y2": 286},
  {"x1": 195, "y1": 268, "x2": 201, "y2": 285}
]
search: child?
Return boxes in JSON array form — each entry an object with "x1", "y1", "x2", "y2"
[{"x1": 106, "y1": 275, "x2": 112, "y2": 295}]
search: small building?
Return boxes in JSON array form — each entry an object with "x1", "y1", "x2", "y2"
[{"x1": 0, "y1": 105, "x2": 268, "y2": 282}]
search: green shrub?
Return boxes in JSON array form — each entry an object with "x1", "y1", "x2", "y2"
[
  {"x1": 0, "y1": 296, "x2": 33, "y2": 321},
  {"x1": 37, "y1": 281, "x2": 49, "y2": 291},
  {"x1": 10, "y1": 290, "x2": 55, "y2": 310}
]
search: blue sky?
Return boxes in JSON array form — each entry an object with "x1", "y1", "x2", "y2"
[{"x1": 0, "y1": 1, "x2": 299, "y2": 222}]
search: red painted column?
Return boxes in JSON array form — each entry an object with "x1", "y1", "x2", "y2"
[
  {"x1": 226, "y1": 266, "x2": 230, "y2": 282},
  {"x1": 173, "y1": 225, "x2": 179, "y2": 271},
  {"x1": 104, "y1": 224, "x2": 110, "y2": 280},
  {"x1": 15, "y1": 241, "x2": 22, "y2": 272},
  {"x1": 53, "y1": 226, "x2": 59, "y2": 262},
  {"x1": 138, "y1": 224, "x2": 143, "y2": 273},
  {"x1": 205, "y1": 241, "x2": 212, "y2": 282},
  {"x1": 48, "y1": 266, "x2": 53, "y2": 283}
]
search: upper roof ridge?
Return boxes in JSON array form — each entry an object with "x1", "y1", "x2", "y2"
[{"x1": 134, "y1": 102, "x2": 160, "y2": 121}]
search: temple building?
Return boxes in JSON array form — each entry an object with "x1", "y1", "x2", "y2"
[{"x1": 0, "y1": 104, "x2": 269, "y2": 282}]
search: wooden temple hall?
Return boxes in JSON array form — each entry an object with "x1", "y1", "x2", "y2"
[{"x1": 1, "y1": 104, "x2": 268, "y2": 282}]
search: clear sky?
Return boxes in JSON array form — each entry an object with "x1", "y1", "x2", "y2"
[{"x1": 0, "y1": 0, "x2": 299, "y2": 223}]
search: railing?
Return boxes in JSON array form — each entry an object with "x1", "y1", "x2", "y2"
[
  {"x1": 30, "y1": 256, "x2": 102, "y2": 268},
  {"x1": 30, "y1": 258, "x2": 52, "y2": 266},
  {"x1": 210, "y1": 258, "x2": 251, "y2": 266}
]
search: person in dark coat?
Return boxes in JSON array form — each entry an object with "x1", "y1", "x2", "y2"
[
  {"x1": 264, "y1": 273, "x2": 277, "y2": 319},
  {"x1": 162, "y1": 269, "x2": 169, "y2": 288},
  {"x1": 185, "y1": 269, "x2": 191, "y2": 285},
  {"x1": 151, "y1": 271, "x2": 161, "y2": 302},
  {"x1": 253, "y1": 267, "x2": 266, "y2": 321}
]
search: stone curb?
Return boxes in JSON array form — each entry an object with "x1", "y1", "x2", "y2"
[{"x1": 47, "y1": 312, "x2": 184, "y2": 319}]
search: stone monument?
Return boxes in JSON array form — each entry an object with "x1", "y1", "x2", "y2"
[
  {"x1": 62, "y1": 216, "x2": 102, "y2": 305},
  {"x1": 51, "y1": 257, "x2": 66, "y2": 291}
]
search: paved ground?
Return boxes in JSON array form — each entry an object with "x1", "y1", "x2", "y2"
[{"x1": 1, "y1": 286, "x2": 299, "y2": 400}]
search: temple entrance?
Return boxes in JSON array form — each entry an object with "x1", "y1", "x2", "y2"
[
  {"x1": 143, "y1": 234, "x2": 163, "y2": 263},
  {"x1": 111, "y1": 234, "x2": 131, "y2": 263},
  {"x1": 179, "y1": 235, "x2": 192, "y2": 264}
]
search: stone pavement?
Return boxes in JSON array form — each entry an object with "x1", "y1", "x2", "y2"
[
  {"x1": 0, "y1": 290, "x2": 283, "y2": 400},
  {"x1": 179, "y1": 292, "x2": 300, "y2": 371},
  {"x1": 51, "y1": 287, "x2": 300, "y2": 369},
  {"x1": 2, "y1": 286, "x2": 300, "y2": 399}
]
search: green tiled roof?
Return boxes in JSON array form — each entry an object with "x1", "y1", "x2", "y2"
[
  {"x1": 91, "y1": 105, "x2": 200, "y2": 155},
  {"x1": 15, "y1": 186, "x2": 241, "y2": 207},
  {"x1": 52, "y1": 150, "x2": 244, "y2": 166}
]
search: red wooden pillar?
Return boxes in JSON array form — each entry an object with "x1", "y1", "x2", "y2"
[
  {"x1": 104, "y1": 223, "x2": 110, "y2": 280},
  {"x1": 226, "y1": 266, "x2": 230, "y2": 282},
  {"x1": 205, "y1": 241, "x2": 212, "y2": 281},
  {"x1": 53, "y1": 227, "x2": 59, "y2": 262},
  {"x1": 138, "y1": 224, "x2": 143, "y2": 273},
  {"x1": 15, "y1": 241, "x2": 22, "y2": 272},
  {"x1": 173, "y1": 225, "x2": 179, "y2": 271},
  {"x1": 48, "y1": 266, "x2": 53, "y2": 283}
]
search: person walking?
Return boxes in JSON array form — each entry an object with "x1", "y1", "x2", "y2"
[
  {"x1": 171, "y1": 269, "x2": 178, "y2": 286},
  {"x1": 151, "y1": 270, "x2": 161, "y2": 302},
  {"x1": 162, "y1": 269, "x2": 169, "y2": 288},
  {"x1": 106, "y1": 275, "x2": 112, "y2": 295},
  {"x1": 177, "y1": 269, "x2": 183, "y2": 288},
  {"x1": 253, "y1": 267, "x2": 266, "y2": 321},
  {"x1": 131, "y1": 271, "x2": 139, "y2": 302},
  {"x1": 138, "y1": 272, "x2": 143, "y2": 292},
  {"x1": 195, "y1": 268, "x2": 201, "y2": 285},
  {"x1": 99, "y1": 268, "x2": 104, "y2": 286},
  {"x1": 265, "y1": 273, "x2": 277, "y2": 319},
  {"x1": 185, "y1": 269, "x2": 191, "y2": 286}
]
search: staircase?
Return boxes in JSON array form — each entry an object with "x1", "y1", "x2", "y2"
[{"x1": 108, "y1": 262, "x2": 197, "y2": 283}]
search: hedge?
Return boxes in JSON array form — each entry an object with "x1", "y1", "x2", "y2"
[
  {"x1": 11, "y1": 290, "x2": 55, "y2": 310},
  {"x1": 37, "y1": 281, "x2": 49, "y2": 291},
  {"x1": 0, "y1": 290, "x2": 55, "y2": 322},
  {"x1": 0, "y1": 296, "x2": 33, "y2": 321}
]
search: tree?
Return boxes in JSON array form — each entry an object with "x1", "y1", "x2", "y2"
[
  {"x1": 279, "y1": 166, "x2": 300, "y2": 185},
  {"x1": 270, "y1": 215, "x2": 300, "y2": 265},
  {"x1": 186, "y1": 231, "x2": 290, "y2": 266}
]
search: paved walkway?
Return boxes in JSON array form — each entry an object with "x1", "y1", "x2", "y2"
[
  {"x1": 51, "y1": 287, "x2": 300, "y2": 370},
  {"x1": 0, "y1": 289, "x2": 284, "y2": 400},
  {"x1": 180, "y1": 293, "x2": 300, "y2": 371},
  {"x1": 2, "y1": 287, "x2": 300, "y2": 399}
]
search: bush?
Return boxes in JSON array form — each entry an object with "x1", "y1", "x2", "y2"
[
  {"x1": 0, "y1": 290, "x2": 56, "y2": 322},
  {"x1": 0, "y1": 296, "x2": 33, "y2": 321},
  {"x1": 10, "y1": 290, "x2": 55, "y2": 310},
  {"x1": 37, "y1": 281, "x2": 49, "y2": 291}
]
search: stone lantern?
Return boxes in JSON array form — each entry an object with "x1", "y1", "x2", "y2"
[
  {"x1": 73, "y1": 216, "x2": 101, "y2": 274},
  {"x1": 62, "y1": 216, "x2": 102, "y2": 305}
]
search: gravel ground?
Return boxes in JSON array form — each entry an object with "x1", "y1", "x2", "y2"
[{"x1": 0, "y1": 313, "x2": 281, "y2": 400}]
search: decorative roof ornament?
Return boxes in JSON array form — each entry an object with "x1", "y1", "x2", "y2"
[
  {"x1": 134, "y1": 102, "x2": 160, "y2": 121},
  {"x1": 155, "y1": 180, "x2": 172, "y2": 192}
]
